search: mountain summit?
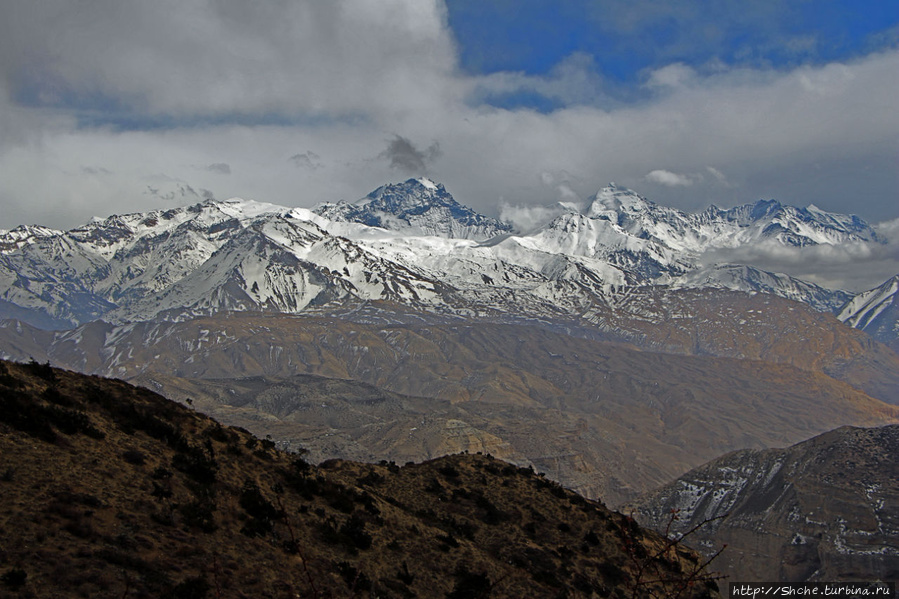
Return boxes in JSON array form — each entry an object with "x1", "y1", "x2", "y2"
[{"x1": 313, "y1": 178, "x2": 513, "y2": 240}]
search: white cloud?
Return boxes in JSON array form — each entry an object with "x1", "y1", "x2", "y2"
[
  {"x1": 644, "y1": 63, "x2": 697, "y2": 90},
  {"x1": 876, "y1": 218, "x2": 899, "y2": 243},
  {"x1": 471, "y1": 52, "x2": 609, "y2": 108},
  {"x1": 0, "y1": 0, "x2": 459, "y2": 120},
  {"x1": 700, "y1": 221, "x2": 899, "y2": 292},
  {"x1": 499, "y1": 202, "x2": 569, "y2": 233},
  {"x1": 644, "y1": 166, "x2": 731, "y2": 189},
  {"x1": 539, "y1": 171, "x2": 583, "y2": 203},
  {"x1": 645, "y1": 169, "x2": 694, "y2": 187},
  {"x1": 705, "y1": 166, "x2": 729, "y2": 185}
]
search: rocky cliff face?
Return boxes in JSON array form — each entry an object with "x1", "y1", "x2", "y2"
[{"x1": 628, "y1": 425, "x2": 899, "y2": 582}]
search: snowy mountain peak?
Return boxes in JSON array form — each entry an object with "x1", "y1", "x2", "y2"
[
  {"x1": 586, "y1": 185, "x2": 657, "y2": 218},
  {"x1": 185, "y1": 197, "x2": 289, "y2": 220},
  {"x1": 415, "y1": 177, "x2": 439, "y2": 190},
  {"x1": 750, "y1": 199, "x2": 783, "y2": 219},
  {"x1": 313, "y1": 179, "x2": 512, "y2": 240},
  {"x1": 359, "y1": 178, "x2": 452, "y2": 210}
]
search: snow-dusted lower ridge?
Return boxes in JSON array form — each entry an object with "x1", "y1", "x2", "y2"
[
  {"x1": 838, "y1": 275, "x2": 899, "y2": 348},
  {"x1": 628, "y1": 425, "x2": 899, "y2": 582},
  {"x1": 0, "y1": 180, "x2": 886, "y2": 329},
  {"x1": 671, "y1": 264, "x2": 853, "y2": 313}
]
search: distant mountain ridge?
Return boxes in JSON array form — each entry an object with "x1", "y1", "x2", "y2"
[
  {"x1": 671, "y1": 264, "x2": 853, "y2": 313},
  {"x1": 0, "y1": 179, "x2": 889, "y2": 334}
]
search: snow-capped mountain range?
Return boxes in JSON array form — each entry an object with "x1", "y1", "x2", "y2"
[{"x1": 0, "y1": 178, "x2": 893, "y2": 341}]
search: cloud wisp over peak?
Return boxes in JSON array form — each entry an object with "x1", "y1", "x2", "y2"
[
  {"x1": 646, "y1": 170, "x2": 694, "y2": 187},
  {"x1": 379, "y1": 135, "x2": 443, "y2": 175}
]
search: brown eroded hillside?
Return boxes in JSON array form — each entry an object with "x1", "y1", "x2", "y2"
[
  {"x1": 586, "y1": 288, "x2": 899, "y2": 403},
  {"x1": 4, "y1": 286, "x2": 899, "y2": 405},
  {"x1": 9, "y1": 313, "x2": 891, "y2": 505},
  {"x1": 0, "y1": 359, "x2": 722, "y2": 598},
  {"x1": 2, "y1": 303, "x2": 898, "y2": 506}
]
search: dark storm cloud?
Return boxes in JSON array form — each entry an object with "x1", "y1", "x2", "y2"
[
  {"x1": 379, "y1": 135, "x2": 441, "y2": 174},
  {"x1": 204, "y1": 163, "x2": 231, "y2": 175},
  {"x1": 290, "y1": 151, "x2": 322, "y2": 170},
  {"x1": 145, "y1": 183, "x2": 207, "y2": 203}
]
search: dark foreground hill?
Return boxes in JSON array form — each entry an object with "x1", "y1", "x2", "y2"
[
  {"x1": 627, "y1": 425, "x2": 899, "y2": 583},
  {"x1": 0, "y1": 360, "x2": 721, "y2": 599}
]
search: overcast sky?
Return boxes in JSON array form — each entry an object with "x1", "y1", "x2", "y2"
[{"x1": 0, "y1": 0, "x2": 897, "y2": 288}]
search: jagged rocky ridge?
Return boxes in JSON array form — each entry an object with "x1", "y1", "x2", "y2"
[
  {"x1": 627, "y1": 425, "x2": 899, "y2": 583},
  {"x1": 0, "y1": 178, "x2": 886, "y2": 329}
]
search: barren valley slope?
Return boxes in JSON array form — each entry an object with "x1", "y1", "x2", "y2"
[{"x1": 4, "y1": 313, "x2": 896, "y2": 506}]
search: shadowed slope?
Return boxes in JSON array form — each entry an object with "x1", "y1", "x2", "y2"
[{"x1": 0, "y1": 359, "x2": 720, "y2": 598}]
